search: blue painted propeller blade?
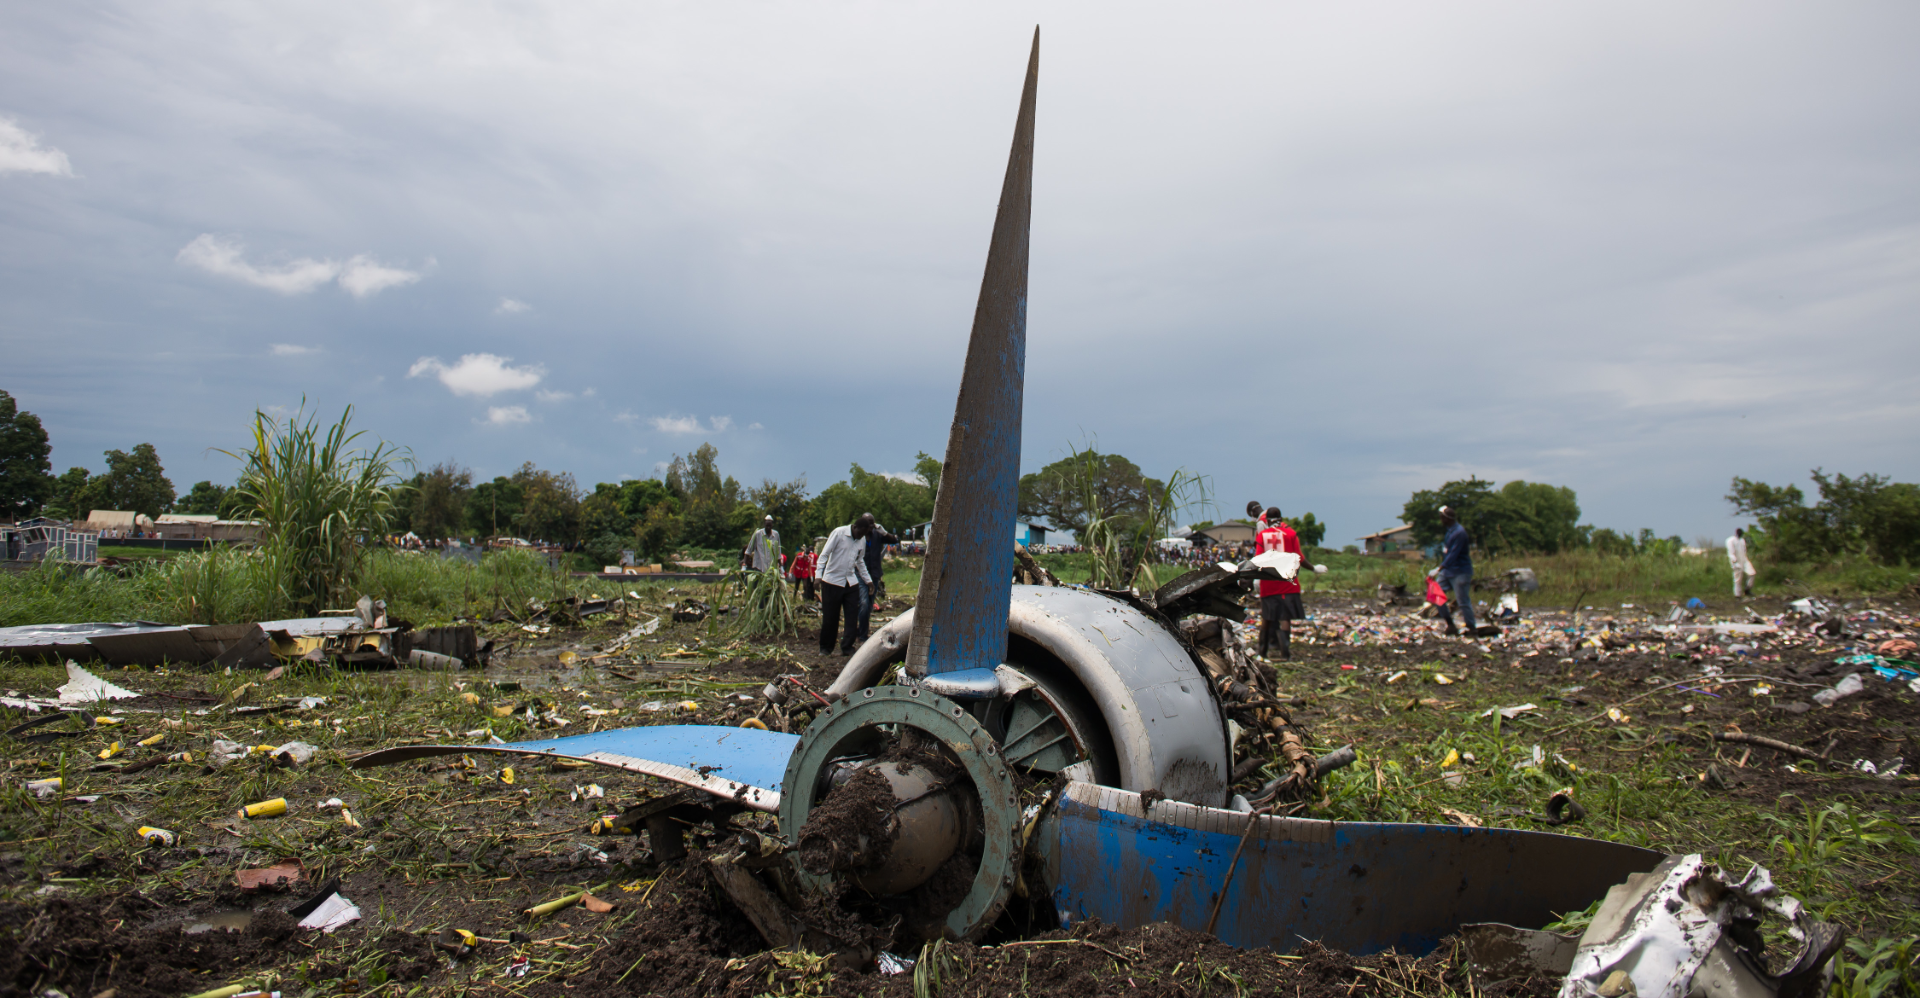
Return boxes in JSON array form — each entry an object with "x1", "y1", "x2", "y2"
[
  {"x1": 349, "y1": 724, "x2": 800, "y2": 811},
  {"x1": 1046, "y1": 784, "x2": 1663, "y2": 955},
  {"x1": 911, "y1": 28, "x2": 1038, "y2": 678}
]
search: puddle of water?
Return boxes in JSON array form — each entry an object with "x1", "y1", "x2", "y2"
[{"x1": 184, "y1": 909, "x2": 253, "y2": 934}]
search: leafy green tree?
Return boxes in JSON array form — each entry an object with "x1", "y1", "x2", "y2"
[
  {"x1": 177, "y1": 480, "x2": 234, "y2": 516},
  {"x1": 808, "y1": 464, "x2": 934, "y2": 539},
  {"x1": 633, "y1": 502, "x2": 682, "y2": 561},
  {"x1": 1479, "y1": 481, "x2": 1583, "y2": 554},
  {"x1": 512, "y1": 463, "x2": 580, "y2": 544},
  {"x1": 76, "y1": 443, "x2": 175, "y2": 519},
  {"x1": 1018, "y1": 449, "x2": 1161, "y2": 537},
  {"x1": 407, "y1": 463, "x2": 472, "y2": 539},
  {"x1": 1729, "y1": 470, "x2": 1920, "y2": 565},
  {"x1": 914, "y1": 451, "x2": 943, "y2": 497},
  {"x1": 1403, "y1": 478, "x2": 1495, "y2": 549},
  {"x1": 617, "y1": 478, "x2": 677, "y2": 521},
  {"x1": 1287, "y1": 512, "x2": 1326, "y2": 549},
  {"x1": 666, "y1": 444, "x2": 750, "y2": 549},
  {"x1": 0, "y1": 390, "x2": 53, "y2": 519},
  {"x1": 48, "y1": 467, "x2": 90, "y2": 519},
  {"x1": 468, "y1": 476, "x2": 525, "y2": 537}
]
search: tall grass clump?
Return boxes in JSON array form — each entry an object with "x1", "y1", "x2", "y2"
[
  {"x1": 1064, "y1": 441, "x2": 1211, "y2": 592},
  {"x1": 148, "y1": 545, "x2": 287, "y2": 624},
  {"x1": 730, "y1": 567, "x2": 798, "y2": 638},
  {"x1": 222, "y1": 404, "x2": 408, "y2": 615},
  {"x1": 0, "y1": 560, "x2": 149, "y2": 627}
]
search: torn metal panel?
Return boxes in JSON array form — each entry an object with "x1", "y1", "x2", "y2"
[
  {"x1": 1047, "y1": 781, "x2": 1663, "y2": 956},
  {"x1": 348, "y1": 724, "x2": 797, "y2": 811},
  {"x1": 1560, "y1": 854, "x2": 1843, "y2": 998}
]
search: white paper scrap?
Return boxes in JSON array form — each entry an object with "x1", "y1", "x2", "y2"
[
  {"x1": 297, "y1": 892, "x2": 362, "y2": 933},
  {"x1": 57, "y1": 661, "x2": 140, "y2": 704}
]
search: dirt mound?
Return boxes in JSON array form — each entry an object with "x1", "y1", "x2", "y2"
[{"x1": 0, "y1": 894, "x2": 300, "y2": 998}]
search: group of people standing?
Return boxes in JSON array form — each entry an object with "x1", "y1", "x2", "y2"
[{"x1": 739, "y1": 513, "x2": 901, "y2": 657}]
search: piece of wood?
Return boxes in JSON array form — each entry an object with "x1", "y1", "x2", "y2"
[
  {"x1": 1713, "y1": 731, "x2": 1828, "y2": 763},
  {"x1": 706, "y1": 857, "x2": 799, "y2": 948}
]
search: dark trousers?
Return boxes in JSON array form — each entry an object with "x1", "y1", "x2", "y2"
[
  {"x1": 820, "y1": 582, "x2": 865, "y2": 653},
  {"x1": 792, "y1": 576, "x2": 815, "y2": 601}
]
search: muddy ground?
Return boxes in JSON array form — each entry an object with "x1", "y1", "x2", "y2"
[{"x1": 1, "y1": 589, "x2": 1915, "y2": 997}]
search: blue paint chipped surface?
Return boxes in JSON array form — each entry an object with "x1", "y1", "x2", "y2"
[
  {"x1": 508, "y1": 724, "x2": 800, "y2": 791},
  {"x1": 1051, "y1": 790, "x2": 1661, "y2": 955}
]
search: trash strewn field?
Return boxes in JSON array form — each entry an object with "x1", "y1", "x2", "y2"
[{"x1": 3, "y1": 587, "x2": 1916, "y2": 998}]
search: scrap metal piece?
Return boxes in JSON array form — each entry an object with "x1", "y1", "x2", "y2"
[
  {"x1": 911, "y1": 28, "x2": 1038, "y2": 679},
  {"x1": 1461, "y1": 923, "x2": 1581, "y2": 980},
  {"x1": 1559, "y1": 854, "x2": 1843, "y2": 998},
  {"x1": 348, "y1": 724, "x2": 796, "y2": 811},
  {"x1": 1042, "y1": 781, "x2": 1663, "y2": 955}
]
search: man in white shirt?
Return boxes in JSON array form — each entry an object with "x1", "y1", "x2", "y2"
[
  {"x1": 1726, "y1": 528, "x2": 1756, "y2": 597},
  {"x1": 816, "y1": 517, "x2": 874, "y2": 655},
  {"x1": 742, "y1": 515, "x2": 780, "y2": 572}
]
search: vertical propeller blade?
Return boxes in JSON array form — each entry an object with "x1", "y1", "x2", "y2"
[{"x1": 911, "y1": 29, "x2": 1038, "y2": 677}]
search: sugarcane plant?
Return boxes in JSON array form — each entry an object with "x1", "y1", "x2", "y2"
[{"x1": 730, "y1": 564, "x2": 799, "y2": 639}]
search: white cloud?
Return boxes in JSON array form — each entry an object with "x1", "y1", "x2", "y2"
[
  {"x1": 748, "y1": 422, "x2": 765, "y2": 430},
  {"x1": 176, "y1": 235, "x2": 421, "y2": 296},
  {"x1": 177, "y1": 234, "x2": 337, "y2": 294},
  {"x1": 495, "y1": 298, "x2": 531, "y2": 314},
  {"x1": 407, "y1": 353, "x2": 544, "y2": 397},
  {"x1": 650, "y1": 414, "x2": 704, "y2": 434},
  {"x1": 647, "y1": 414, "x2": 736, "y2": 434},
  {"x1": 338, "y1": 255, "x2": 422, "y2": 297},
  {"x1": 0, "y1": 118, "x2": 72, "y2": 176},
  {"x1": 536, "y1": 389, "x2": 573, "y2": 402},
  {"x1": 613, "y1": 410, "x2": 639, "y2": 423},
  {"x1": 483, "y1": 405, "x2": 531, "y2": 426},
  {"x1": 270, "y1": 343, "x2": 318, "y2": 356}
]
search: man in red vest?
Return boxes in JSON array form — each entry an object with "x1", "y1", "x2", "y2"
[{"x1": 1254, "y1": 506, "x2": 1306, "y2": 659}]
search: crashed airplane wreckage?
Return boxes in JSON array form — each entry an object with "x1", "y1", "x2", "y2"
[{"x1": 351, "y1": 30, "x2": 1843, "y2": 993}]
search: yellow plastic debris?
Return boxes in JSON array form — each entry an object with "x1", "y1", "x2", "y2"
[
  {"x1": 238, "y1": 797, "x2": 288, "y2": 820},
  {"x1": 500, "y1": 766, "x2": 516, "y2": 785},
  {"x1": 137, "y1": 825, "x2": 176, "y2": 846},
  {"x1": 137, "y1": 732, "x2": 166, "y2": 747},
  {"x1": 739, "y1": 717, "x2": 768, "y2": 730},
  {"x1": 98, "y1": 741, "x2": 123, "y2": 760},
  {"x1": 1439, "y1": 748, "x2": 1460, "y2": 768}
]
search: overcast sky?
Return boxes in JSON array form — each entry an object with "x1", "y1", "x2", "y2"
[{"x1": 3, "y1": 2, "x2": 1916, "y2": 544}]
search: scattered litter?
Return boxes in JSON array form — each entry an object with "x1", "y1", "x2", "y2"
[
  {"x1": 877, "y1": 951, "x2": 916, "y2": 975},
  {"x1": 1386, "y1": 670, "x2": 1408, "y2": 683},
  {"x1": 580, "y1": 892, "x2": 616, "y2": 913},
  {"x1": 437, "y1": 926, "x2": 479, "y2": 957},
  {"x1": 1480, "y1": 703, "x2": 1538, "y2": 720},
  {"x1": 291, "y1": 883, "x2": 361, "y2": 933},
  {"x1": 137, "y1": 732, "x2": 165, "y2": 747},
  {"x1": 25, "y1": 777, "x2": 61, "y2": 798},
  {"x1": 1810, "y1": 673, "x2": 1864, "y2": 708},
  {"x1": 526, "y1": 889, "x2": 590, "y2": 917},
  {"x1": 1433, "y1": 674, "x2": 1454, "y2": 685},
  {"x1": 269, "y1": 741, "x2": 317, "y2": 766},
  {"x1": 236, "y1": 859, "x2": 304, "y2": 890},
  {"x1": 1439, "y1": 748, "x2": 1460, "y2": 768},
  {"x1": 504, "y1": 955, "x2": 531, "y2": 978},
  {"x1": 57, "y1": 661, "x2": 139, "y2": 703},
  {"x1": 238, "y1": 797, "x2": 288, "y2": 820},
  {"x1": 501, "y1": 766, "x2": 516, "y2": 784},
  {"x1": 137, "y1": 825, "x2": 175, "y2": 846},
  {"x1": 317, "y1": 797, "x2": 344, "y2": 811},
  {"x1": 1606, "y1": 707, "x2": 1631, "y2": 724},
  {"x1": 341, "y1": 808, "x2": 363, "y2": 830},
  {"x1": 96, "y1": 740, "x2": 122, "y2": 760},
  {"x1": 1441, "y1": 808, "x2": 1482, "y2": 828}
]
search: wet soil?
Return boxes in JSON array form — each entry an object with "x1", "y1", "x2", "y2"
[{"x1": 0, "y1": 589, "x2": 1913, "y2": 996}]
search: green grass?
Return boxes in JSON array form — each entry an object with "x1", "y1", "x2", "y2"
[{"x1": 97, "y1": 544, "x2": 191, "y2": 562}]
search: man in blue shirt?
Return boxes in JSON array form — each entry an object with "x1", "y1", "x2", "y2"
[{"x1": 1431, "y1": 505, "x2": 1477, "y2": 637}]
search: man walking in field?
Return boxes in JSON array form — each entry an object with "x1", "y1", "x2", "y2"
[
  {"x1": 816, "y1": 517, "x2": 873, "y2": 655},
  {"x1": 1727, "y1": 527, "x2": 1756, "y2": 597},
  {"x1": 1430, "y1": 505, "x2": 1477, "y2": 637},
  {"x1": 1254, "y1": 507, "x2": 1306, "y2": 659},
  {"x1": 742, "y1": 515, "x2": 781, "y2": 572}
]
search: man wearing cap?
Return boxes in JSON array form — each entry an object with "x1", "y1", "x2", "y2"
[
  {"x1": 742, "y1": 515, "x2": 781, "y2": 573},
  {"x1": 1429, "y1": 506, "x2": 1477, "y2": 637}
]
